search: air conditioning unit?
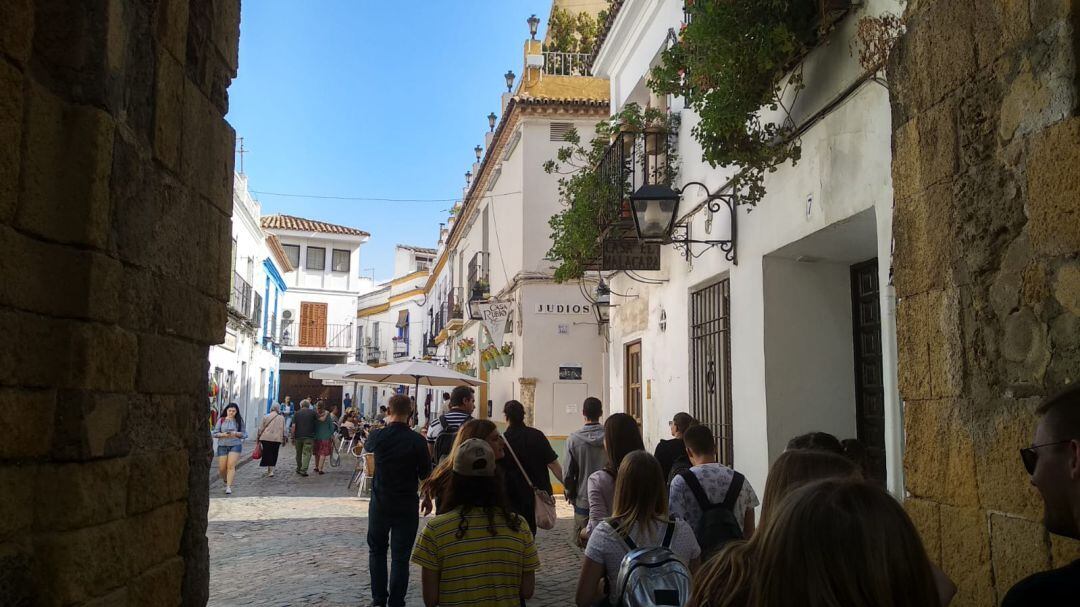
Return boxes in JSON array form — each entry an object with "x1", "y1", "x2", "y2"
[{"x1": 282, "y1": 309, "x2": 295, "y2": 323}]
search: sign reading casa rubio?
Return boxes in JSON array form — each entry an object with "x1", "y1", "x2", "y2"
[
  {"x1": 476, "y1": 300, "x2": 512, "y2": 347},
  {"x1": 534, "y1": 303, "x2": 592, "y2": 315}
]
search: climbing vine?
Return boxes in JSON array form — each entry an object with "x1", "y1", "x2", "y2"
[
  {"x1": 648, "y1": 0, "x2": 826, "y2": 209},
  {"x1": 544, "y1": 103, "x2": 678, "y2": 282}
]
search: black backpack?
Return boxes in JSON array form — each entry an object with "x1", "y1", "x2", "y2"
[
  {"x1": 433, "y1": 414, "x2": 466, "y2": 464},
  {"x1": 678, "y1": 469, "x2": 745, "y2": 559}
]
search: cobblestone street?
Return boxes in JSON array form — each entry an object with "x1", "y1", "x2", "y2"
[{"x1": 208, "y1": 455, "x2": 582, "y2": 606}]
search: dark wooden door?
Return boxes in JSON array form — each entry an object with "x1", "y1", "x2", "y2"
[
  {"x1": 690, "y1": 279, "x2": 733, "y2": 465},
  {"x1": 299, "y1": 301, "x2": 327, "y2": 347},
  {"x1": 851, "y1": 259, "x2": 886, "y2": 483}
]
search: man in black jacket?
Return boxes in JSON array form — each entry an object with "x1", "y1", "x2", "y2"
[
  {"x1": 365, "y1": 394, "x2": 431, "y2": 607},
  {"x1": 654, "y1": 412, "x2": 694, "y2": 481}
]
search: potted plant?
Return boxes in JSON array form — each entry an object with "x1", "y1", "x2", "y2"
[
  {"x1": 457, "y1": 337, "x2": 475, "y2": 356},
  {"x1": 471, "y1": 279, "x2": 490, "y2": 301},
  {"x1": 500, "y1": 342, "x2": 514, "y2": 366}
]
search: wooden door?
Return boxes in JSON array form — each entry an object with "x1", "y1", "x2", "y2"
[
  {"x1": 299, "y1": 301, "x2": 327, "y2": 347},
  {"x1": 851, "y1": 259, "x2": 886, "y2": 483},
  {"x1": 625, "y1": 341, "x2": 642, "y2": 422}
]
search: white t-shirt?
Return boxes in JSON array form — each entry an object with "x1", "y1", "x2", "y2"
[
  {"x1": 668, "y1": 463, "x2": 759, "y2": 533},
  {"x1": 584, "y1": 518, "x2": 700, "y2": 584}
]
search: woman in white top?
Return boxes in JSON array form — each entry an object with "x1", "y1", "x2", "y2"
[{"x1": 576, "y1": 450, "x2": 701, "y2": 606}]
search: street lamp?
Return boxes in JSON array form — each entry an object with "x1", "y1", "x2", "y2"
[
  {"x1": 488, "y1": 112, "x2": 498, "y2": 131},
  {"x1": 504, "y1": 70, "x2": 515, "y2": 92},
  {"x1": 474, "y1": 144, "x2": 483, "y2": 162},
  {"x1": 527, "y1": 14, "x2": 540, "y2": 40},
  {"x1": 594, "y1": 280, "x2": 611, "y2": 325},
  {"x1": 629, "y1": 181, "x2": 739, "y2": 264},
  {"x1": 465, "y1": 171, "x2": 472, "y2": 185}
]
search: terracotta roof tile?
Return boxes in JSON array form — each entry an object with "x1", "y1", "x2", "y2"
[
  {"x1": 261, "y1": 214, "x2": 370, "y2": 237},
  {"x1": 398, "y1": 244, "x2": 437, "y2": 255},
  {"x1": 265, "y1": 235, "x2": 295, "y2": 272}
]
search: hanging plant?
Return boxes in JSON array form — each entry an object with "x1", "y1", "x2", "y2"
[
  {"x1": 648, "y1": 0, "x2": 826, "y2": 209},
  {"x1": 544, "y1": 103, "x2": 679, "y2": 282},
  {"x1": 457, "y1": 337, "x2": 476, "y2": 356}
]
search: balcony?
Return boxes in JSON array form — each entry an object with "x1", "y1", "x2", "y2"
[
  {"x1": 392, "y1": 337, "x2": 409, "y2": 359},
  {"x1": 467, "y1": 253, "x2": 490, "y2": 301},
  {"x1": 365, "y1": 346, "x2": 385, "y2": 365},
  {"x1": 228, "y1": 272, "x2": 253, "y2": 319},
  {"x1": 280, "y1": 321, "x2": 354, "y2": 350},
  {"x1": 541, "y1": 51, "x2": 592, "y2": 77}
]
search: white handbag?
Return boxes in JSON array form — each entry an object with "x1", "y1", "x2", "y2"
[{"x1": 501, "y1": 435, "x2": 557, "y2": 530}]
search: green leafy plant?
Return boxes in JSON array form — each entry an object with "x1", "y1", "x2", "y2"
[
  {"x1": 544, "y1": 103, "x2": 678, "y2": 282},
  {"x1": 544, "y1": 4, "x2": 609, "y2": 55},
  {"x1": 649, "y1": 0, "x2": 824, "y2": 208}
]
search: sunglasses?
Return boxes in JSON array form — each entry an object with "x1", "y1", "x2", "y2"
[{"x1": 1020, "y1": 440, "x2": 1073, "y2": 475}]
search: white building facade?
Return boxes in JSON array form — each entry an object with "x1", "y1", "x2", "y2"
[
  {"x1": 208, "y1": 174, "x2": 292, "y2": 430},
  {"x1": 593, "y1": 0, "x2": 905, "y2": 496},
  {"x1": 261, "y1": 214, "x2": 370, "y2": 408}
]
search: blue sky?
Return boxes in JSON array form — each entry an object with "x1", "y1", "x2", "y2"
[{"x1": 228, "y1": 1, "x2": 552, "y2": 280}]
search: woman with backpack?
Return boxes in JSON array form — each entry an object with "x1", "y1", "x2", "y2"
[
  {"x1": 419, "y1": 419, "x2": 505, "y2": 516},
  {"x1": 582, "y1": 413, "x2": 645, "y2": 543},
  {"x1": 576, "y1": 451, "x2": 700, "y2": 607},
  {"x1": 411, "y1": 438, "x2": 538, "y2": 606}
]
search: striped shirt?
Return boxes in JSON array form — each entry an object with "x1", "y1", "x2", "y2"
[
  {"x1": 411, "y1": 506, "x2": 539, "y2": 606},
  {"x1": 426, "y1": 409, "x2": 472, "y2": 444}
]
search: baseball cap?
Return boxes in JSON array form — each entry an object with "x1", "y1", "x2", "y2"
[{"x1": 453, "y1": 438, "x2": 496, "y2": 477}]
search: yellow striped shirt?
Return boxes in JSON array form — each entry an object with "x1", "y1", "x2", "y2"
[{"x1": 411, "y1": 506, "x2": 539, "y2": 606}]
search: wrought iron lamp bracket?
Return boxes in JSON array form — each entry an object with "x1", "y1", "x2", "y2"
[{"x1": 667, "y1": 181, "x2": 738, "y2": 265}]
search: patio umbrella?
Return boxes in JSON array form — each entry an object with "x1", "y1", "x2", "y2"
[
  {"x1": 343, "y1": 359, "x2": 484, "y2": 401},
  {"x1": 308, "y1": 362, "x2": 377, "y2": 382}
]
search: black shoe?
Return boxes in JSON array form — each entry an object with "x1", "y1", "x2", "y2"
[{"x1": 298, "y1": 471, "x2": 309, "y2": 477}]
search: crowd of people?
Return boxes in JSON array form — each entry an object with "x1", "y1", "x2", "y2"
[{"x1": 210, "y1": 382, "x2": 1080, "y2": 606}]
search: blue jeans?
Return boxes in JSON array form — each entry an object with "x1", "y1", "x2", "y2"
[{"x1": 367, "y1": 496, "x2": 419, "y2": 607}]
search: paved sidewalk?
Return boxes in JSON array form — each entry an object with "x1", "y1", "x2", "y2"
[
  {"x1": 208, "y1": 456, "x2": 583, "y2": 606},
  {"x1": 208, "y1": 439, "x2": 259, "y2": 486}
]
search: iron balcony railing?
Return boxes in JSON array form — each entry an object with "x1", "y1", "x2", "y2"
[
  {"x1": 365, "y1": 346, "x2": 385, "y2": 365},
  {"x1": 468, "y1": 253, "x2": 490, "y2": 300},
  {"x1": 251, "y1": 292, "x2": 263, "y2": 329},
  {"x1": 595, "y1": 129, "x2": 678, "y2": 232},
  {"x1": 542, "y1": 51, "x2": 593, "y2": 76},
  {"x1": 229, "y1": 271, "x2": 253, "y2": 318},
  {"x1": 392, "y1": 338, "x2": 409, "y2": 359},
  {"x1": 280, "y1": 321, "x2": 354, "y2": 349}
]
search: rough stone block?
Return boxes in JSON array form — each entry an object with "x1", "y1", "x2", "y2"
[
  {"x1": 136, "y1": 334, "x2": 208, "y2": 395},
  {"x1": 928, "y1": 288, "x2": 964, "y2": 398},
  {"x1": 32, "y1": 519, "x2": 129, "y2": 605},
  {"x1": 18, "y1": 82, "x2": 115, "y2": 249},
  {"x1": 0, "y1": 225, "x2": 122, "y2": 322},
  {"x1": 154, "y1": 50, "x2": 184, "y2": 172},
  {"x1": 125, "y1": 502, "x2": 187, "y2": 572},
  {"x1": 904, "y1": 497, "x2": 942, "y2": 563},
  {"x1": 52, "y1": 391, "x2": 131, "y2": 461},
  {"x1": 1028, "y1": 118, "x2": 1080, "y2": 256},
  {"x1": 0, "y1": 60, "x2": 23, "y2": 224},
  {"x1": 129, "y1": 556, "x2": 183, "y2": 607},
  {"x1": 1002, "y1": 308, "x2": 1052, "y2": 383},
  {"x1": 158, "y1": 276, "x2": 228, "y2": 343},
  {"x1": 1053, "y1": 261, "x2": 1080, "y2": 317},
  {"x1": 83, "y1": 587, "x2": 129, "y2": 607},
  {"x1": 897, "y1": 292, "x2": 930, "y2": 400},
  {"x1": 0, "y1": 309, "x2": 69, "y2": 388},
  {"x1": 916, "y1": 98, "x2": 958, "y2": 189},
  {"x1": 904, "y1": 399, "x2": 979, "y2": 506},
  {"x1": 213, "y1": 0, "x2": 241, "y2": 75},
  {"x1": 0, "y1": 387, "x2": 56, "y2": 459},
  {"x1": 990, "y1": 513, "x2": 1051, "y2": 594},
  {"x1": 939, "y1": 505, "x2": 994, "y2": 607},
  {"x1": 65, "y1": 322, "x2": 139, "y2": 391},
  {"x1": 0, "y1": 465, "x2": 35, "y2": 540},
  {"x1": 128, "y1": 450, "x2": 189, "y2": 515},
  {"x1": 973, "y1": 398, "x2": 1042, "y2": 519},
  {"x1": 128, "y1": 394, "x2": 192, "y2": 454},
  {"x1": 891, "y1": 118, "x2": 920, "y2": 202},
  {"x1": 0, "y1": 0, "x2": 33, "y2": 65},
  {"x1": 999, "y1": 59, "x2": 1055, "y2": 143},
  {"x1": 0, "y1": 540, "x2": 34, "y2": 605},
  {"x1": 973, "y1": 0, "x2": 1032, "y2": 68},
  {"x1": 892, "y1": 183, "x2": 953, "y2": 297},
  {"x1": 155, "y1": 0, "x2": 188, "y2": 62},
  {"x1": 1051, "y1": 534, "x2": 1080, "y2": 568},
  {"x1": 181, "y1": 84, "x2": 234, "y2": 215},
  {"x1": 911, "y1": 1, "x2": 979, "y2": 110},
  {"x1": 1030, "y1": 0, "x2": 1072, "y2": 31},
  {"x1": 35, "y1": 457, "x2": 129, "y2": 532}
]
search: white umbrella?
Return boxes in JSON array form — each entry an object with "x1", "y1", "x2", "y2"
[
  {"x1": 344, "y1": 359, "x2": 484, "y2": 399},
  {"x1": 308, "y1": 362, "x2": 377, "y2": 382}
]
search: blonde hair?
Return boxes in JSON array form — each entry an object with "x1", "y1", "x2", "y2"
[
  {"x1": 609, "y1": 450, "x2": 666, "y2": 543},
  {"x1": 751, "y1": 479, "x2": 938, "y2": 607},
  {"x1": 759, "y1": 449, "x2": 860, "y2": 528},
  {"x1": 690, "y1": 540, "x2": 753, "y2": 607}
]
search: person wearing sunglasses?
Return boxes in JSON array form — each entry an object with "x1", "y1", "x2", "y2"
[{"x1": 1003, "y1": 383, "x2": 1080, "y2": 605}]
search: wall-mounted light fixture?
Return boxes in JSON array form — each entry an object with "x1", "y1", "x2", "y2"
[{"x1": 629, "y1": 181, "x2": 738, "y2": 264}]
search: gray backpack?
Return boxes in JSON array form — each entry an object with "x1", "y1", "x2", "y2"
[{"x1": 610, "y1": 519, "x2": 691, "y2": 607}]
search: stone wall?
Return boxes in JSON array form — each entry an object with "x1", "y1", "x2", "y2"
[
  {"x1": 889, "y1": 0, "x2": 1080, "y2": 604},
  {"x1": 0, "y1": 1, "x2": 239, "y2": 605}
]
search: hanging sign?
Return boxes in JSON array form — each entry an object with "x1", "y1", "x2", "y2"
[
  {"x1": 476, "y1": 300, "x2": 513, "y2": 347},
  {"x1": 601, "y1": 239, "x2": 661, "y2": 271}
]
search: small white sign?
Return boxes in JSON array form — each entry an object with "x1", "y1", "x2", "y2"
[
  {"x1": 535, "y1": 303, "x2": 592, "y2": 315},
  {"x1": 557, "y1": 324, "x2": 569, "y2": 334},
  {"x1": 566, "y1": 402, "x2": 578, "y2": 414}
]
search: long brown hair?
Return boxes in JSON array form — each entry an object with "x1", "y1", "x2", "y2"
[
  {"x1": 691, "y1": 449, "x2": 862, "y2": 607},
  {"x1": 760, "y1": 449, "x2": 860, "y2": 528},
  {"x1": 609, "y1": 450, "x2": 665, "y2": 543},
  {"x1": 421, "y1": 419, "x2": 498, "y2": 504},
  {"x1": 751, "y1": 479, "x2": 938, "y2": 607},
  {"x1": 604, "y1": 413, "x2": 645, "y2": 478}
]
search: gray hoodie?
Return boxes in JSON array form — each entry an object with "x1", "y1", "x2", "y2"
[{"x1": 564, "y1": 422, "x2": 606, "y2": 511}]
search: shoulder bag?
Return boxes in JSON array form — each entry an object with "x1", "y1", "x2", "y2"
[{"x1": 501, "y1": 434, "x2": 557, "y2": 530}]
